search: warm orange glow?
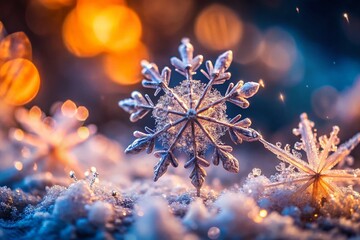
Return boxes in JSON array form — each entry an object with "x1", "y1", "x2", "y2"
[
  {"x1": 92, "y1": 5, "x2": 142, "y2": 52},
  {"x1": 61, "y1": 100, "x2": 77, "y2": 117},
  {"x1": 103, "y1": 43, "x2": 149, "y2": 85},
  {"x1": 0, "y1": 58, "x2": 40, "y2": 105},
  {"x1": 77, "y1": 0, "x2": 125, "y2": 9},
  {"x1": 14, "y1": 161, "x2": 23, "y2": 171},
  {"x1": 259, "y1": 79, "x2": 265, "y2": 88},
  {"x1": 279, "y1": 93, "x2": 285, "y2": 102},
  {"x1": 195, "y1": 4, "x2": 243, "y2": 51},
  {"x1": 62, "y1": 10, "x2": 103, "y2": 57},
  {"x1": 77, "y1": 126, "x2": 90, "y2": 139},
  {"x1": 0, "y1": 32, "x2": 32, "y2": 66},
  {"x1": 0, "y1": 22, "x2": 5, "y2": 40},
  {"x1": 259, "y1": 209, "x2": 268, "y2": 218},
  {"x1": 63, "y1": 2, "x2": 141, "y2": 57},
  {"x1": 13, "y1": 129, "x2": 24, "y2": 141},
  {"x1": 76, "y1": 106, "x2": 89, "y2": 121},
  {"x1": 29, "y1": 106, "x2": 42, "y2": 119}
]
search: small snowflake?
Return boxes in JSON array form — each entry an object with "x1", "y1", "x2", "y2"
[
  {"x1": 260, "y1": 113, "x2": 360, "y2": 207},
  {"x1": 10, "y1": 100, "x2": 96, "y2": 179},
  {"x1": 119, "y1": 38, "x2": 260, "y2": 195}
]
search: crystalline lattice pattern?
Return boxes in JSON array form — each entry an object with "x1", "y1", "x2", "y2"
[{"x1": 119, "y1": 38, "x2": 260, "y2": 195}]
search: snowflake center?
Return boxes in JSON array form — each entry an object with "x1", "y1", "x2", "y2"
[
  {"x1": 154, "y1": 80, "x2": 227, "y2": 154},
  {"x1": 187, "y1": 108, "x2": 197, "y2": 119}
]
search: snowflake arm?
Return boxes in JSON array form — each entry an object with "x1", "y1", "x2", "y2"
[
  {"x1": 320, "y1": 132, "x2": 360, "y2": 172},
  {"x1": 259, "y1": 138, "x2": 314, "y2": 174},
  {"x1": 119, "y1": 38, "x2": 261, "y2": 195},
  {"x1": 294, "y1": 113, "x2": 319, "y2": 168}
]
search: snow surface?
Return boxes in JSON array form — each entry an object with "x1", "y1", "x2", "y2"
[{"x1": 0, "y1": 171, "x2": 359, "y2": 240}]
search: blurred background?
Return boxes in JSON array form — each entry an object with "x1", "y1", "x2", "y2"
[{"x1": 1, "y1": 0, "x2": 360, "y2": 175}]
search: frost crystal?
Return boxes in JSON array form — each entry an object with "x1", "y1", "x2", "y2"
[
  {"x1": 260, "y1": 113, "x2": 360, "y2": 207},
  {"x1": 2, "y1": 100, "x2": 96, "y2": 186},
  {"x1": 119, "y1": 38, "x2": 260, "y2": 195}
]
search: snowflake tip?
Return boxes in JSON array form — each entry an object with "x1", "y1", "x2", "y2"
[
  {"x1": 213, "y1": 147, "x2": 239, "y2": 173},
  {"x1": 238, "y1": 82, "x2": 260, "y2": 98},
  {"x1": 125, "y1": 134, "x2": 154, "y2": 154},
  {"x1": 212, "y1": 50, "x2": 233, "y2": 76}
]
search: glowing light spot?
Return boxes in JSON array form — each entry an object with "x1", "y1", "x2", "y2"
[
  {"x1": 260, "y1": 28, "x2": 297, "y2": 74},
  {"x1": 296, "y1": 7, "x2": 300, "y2": 13},
  {"x1": 195, "y1": 4, "x2": 243, "y2": 51},
  {"x1": 0, "y1": 59, "x2": 40, "y2": 106},
  {"x1": 29, "y1": 106, "x2": 42, "y2": 119},
  {"x1": 90, "y1": 166, "x2": 97, "y2": 173},
  {"x1": 77, "y1": 126, "x2": 90, "y2": 140},
  {"x1": 259, "y1": 79, "x2": 265, "y2": 88},
  {"x1": 14, "y1": 161, "x2": 23, "y2": 171},
  {"x1": 62, "y1": 10, "x2": 103, "y2": 57},
  {"x1": 0, "y1": 22, "x2": 5, "y2": 40},
  {"x1": 207, "y1": 227, "x2": 220, "y2": 240},
  {"x1": 33, "y1": 163, "x2": 38, "y2": 171},
  {"x1": 259, "y1": 209, "x2": 268, "y2": 218},
  {"x1": 343, "y1": 13, "x2": 349, "y2": 23},
  {"x1": 76, "y1": 106, "x2": 89, "y2": 121},
  {"x1": 0, "y1": 32, "x2": 32, "y2": 65},
  {"x1": 13, "y1": 129, "x2": 24, "y2": 141},
  {"x1": 103, "y1": 42, "x2": 149, "y2": 85},
  {"x1": 279, "y1": 93, "x2": 285, "y2": 102},
  {"x1": 93, "y1": 5, "x2": 142, "y2": 52},
  {"x1": 61, "y1": 100, "x2": 77, "y2": 117}
]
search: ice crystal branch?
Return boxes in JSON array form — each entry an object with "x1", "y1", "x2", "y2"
[
  {"x1": 0, "y1": 100, "x2": 96, "y2": 186},
  {"x1": 119, "y1": 38, "x2": 261, "y2": 195},
  {"x1": 260, "y1": 113, "x2": 360, "y2": 207}
]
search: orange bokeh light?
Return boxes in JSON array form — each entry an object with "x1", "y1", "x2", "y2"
[
  {"x1": 103, "y1": 43, "x2": 149, "y2": 85},
  {"x1": 195, "y1": 4, "x2": 243, "y2": 51},
  {"x1": 62, "y1": 9, "x2": 103, "y2": 57},
  {"x1": 0, "y1": 32, "x2": 32, "y2": 66},
  {"x1": 63, "y1": 1, "x2": 141, "y2": 57},
  {"x1": 92, "y1": 5, "x2": 142, "y2": 52},
  {"x1": 0, "y1": 58, "x2": 40, "y2": 106}
]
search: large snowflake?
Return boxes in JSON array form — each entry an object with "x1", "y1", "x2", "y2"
[
  {"x1": 119, "y1": 39, "x2": 260, "y2": 195},
  {"x1": 260, "y1": 113, "x2": 360, "y2": 207}
]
